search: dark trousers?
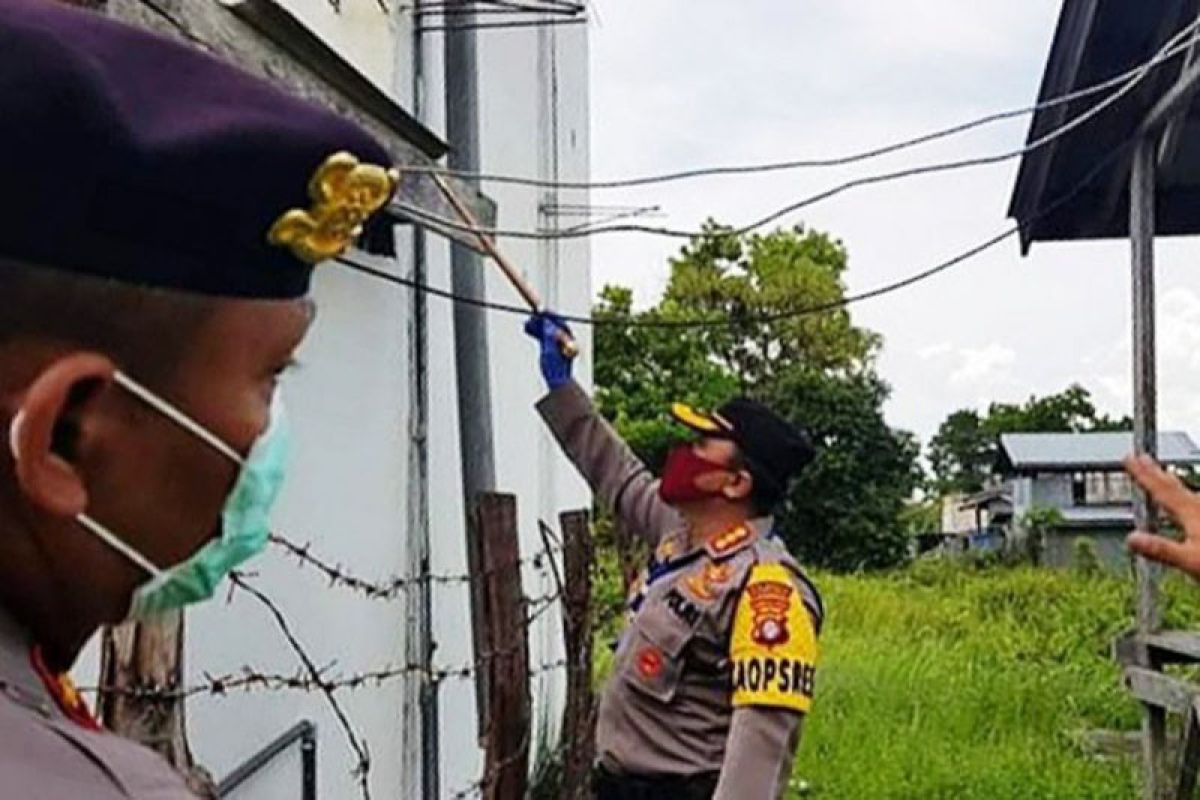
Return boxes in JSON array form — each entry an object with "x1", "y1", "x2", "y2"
[{"x1": 592, "y1": 766, "x2": 718, "y2": 800}]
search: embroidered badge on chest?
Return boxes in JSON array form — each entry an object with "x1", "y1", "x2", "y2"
[
  {"x1": 748, "y1": 580, "x2": 794, "y2": 647},
  {"x1": 685, "y1": 562, "x2": 733, "y2": 601}
]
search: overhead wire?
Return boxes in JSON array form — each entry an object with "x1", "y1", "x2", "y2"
[
  {"x1": 338, "y1": 125, "x2": 1138, "y2": 330},
  {"x1": 391, "y1": 19, "x2": 1198, "y2": 243},
  {"x1": 401, "y1": 19, "x2": 1199, "y2": 191}
]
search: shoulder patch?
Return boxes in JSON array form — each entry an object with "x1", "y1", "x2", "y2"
[
  {"x1": 730, "y1": 562, "x2": 819, "y2": 713},
  {"x1": 705, "y1": 524, "x2": 756, "y2": 559}
]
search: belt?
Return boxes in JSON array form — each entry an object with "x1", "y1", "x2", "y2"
[{"x1": 592, "y1": 765, "x2": 719, "y2": 800}]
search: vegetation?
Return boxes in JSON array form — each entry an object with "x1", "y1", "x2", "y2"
[
  {"x1": 928, "y1": 386, "x2": 1131, "y2": 496},
  {"x1": 788, "y1": 560, "x2": 1200, "y2": 799},
  {"x1": 595, "y1": 222, "x2": 919, "y2": 570}
]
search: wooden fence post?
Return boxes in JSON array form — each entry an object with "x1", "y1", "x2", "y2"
[
  {"x1": 98, "y1": 612, "x2": 215, "y2": 797},
  {"x1": 559, "y1": 510, "x2": 595, "y2": 799},
  {"x1": 474, "y1": 493, "x2": 531, "y2": 800}
]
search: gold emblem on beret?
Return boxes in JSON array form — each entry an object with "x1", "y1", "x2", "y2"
[{"x1": 268, "y1": 151, "x2": 400, "y2": 264}]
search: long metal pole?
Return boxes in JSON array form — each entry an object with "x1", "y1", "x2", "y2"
[
  {"x1": 408, "y1": 3, "x2": 438, "y2": 797},
  {"x1": 443, "y1": 0, "x2": 496, "y2": 738},
  {"x1": 1131, "y1": 135, "x2": 1166, "y2": 800},
  {"x1": 444, "y1": 1, "x2": 496, "y2": 511}
]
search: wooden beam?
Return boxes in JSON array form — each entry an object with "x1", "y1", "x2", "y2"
[
  {"x1": 474, "y1": 494, "x2": 530, "y2": 800},
  {"x1": 1175, "y1": 699, "x2": 1200, "y2": 800},
  {"x1": 559, "y1": 510, "x2": 595, "y2": 800},
  {"x1": 99, "y1": 613, "x2": 216, "y2": 797},
  {"x1": 1132, "y1": 135, "x2": 1169, "y2": 800},
  {"x1": 1125, "y1": 667, "x2": 1196, "y2": 716}
]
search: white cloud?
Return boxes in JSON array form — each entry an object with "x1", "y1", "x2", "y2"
[
  {"x1": 918, "y1": 342, "x2": 954, "y2": 360},
  {"x1": 588, "y1": 2, "x2": 1200, "y2": 444},
  {"x1": 948, "y1": 344, "x2": 1017, "y2": 387}
]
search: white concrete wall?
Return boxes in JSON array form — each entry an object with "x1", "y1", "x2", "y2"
[
  {"x1": 276, "y1": 0, "x2": 401, "y2": 96},
  {"x1": 185, "y1": 250, "x2": 418, "y2": 800},
  {"x1": 175, "y1": 9, "x2": 590, "y2": 800},
  {"x1": 424, "y1": 15, "x2": 593, "y2": 798}
]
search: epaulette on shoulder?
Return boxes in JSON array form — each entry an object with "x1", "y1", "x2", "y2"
[{"x1": 704, "y1": 524, "x2": 757, "y2": 561}]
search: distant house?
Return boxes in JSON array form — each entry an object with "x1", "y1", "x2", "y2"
[
  {"x1": 997, "y1": 432, "x2": 1200, "y2": 571},
  {"x1": 930, "y1": 488, "x2": 1012, "y2": 557}
]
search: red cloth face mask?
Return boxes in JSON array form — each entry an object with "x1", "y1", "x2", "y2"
[{"x1": 658, "y1": 444, "x2": 735, "y2": 505}]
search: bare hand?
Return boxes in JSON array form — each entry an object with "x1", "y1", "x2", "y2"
[{"x1": 1124, "y1": 453, "x2": 1200, "y2": 576}]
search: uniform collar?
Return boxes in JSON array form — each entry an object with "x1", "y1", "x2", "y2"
[{"x1": 0, "y1": 604, "x2": 54, "y2": 712}]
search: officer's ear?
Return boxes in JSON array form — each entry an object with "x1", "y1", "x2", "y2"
[
  {"x1": 9, "y1": 353, "x2": 117, "y2": 517},
  {"x1": 722, "y1": 469, "x2": 754, "y2": 502}
]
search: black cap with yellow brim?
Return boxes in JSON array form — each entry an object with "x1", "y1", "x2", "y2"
[
  {"x1": 669, "y1": 403, "x2": 736, "y2": 437},
  {"x1": 668, "y1": 399, "x2": 817, "y2": 497}
]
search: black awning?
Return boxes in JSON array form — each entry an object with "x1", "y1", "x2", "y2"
[{"x1": 1009, "y1": 0, "x2": 1200, "y2": 253}]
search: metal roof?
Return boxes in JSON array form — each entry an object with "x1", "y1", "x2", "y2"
[
  {"x1": 1009, "y1": 0, "x2": 1200, "y2": 252},
  {"x1": 1058, "y1": 506, "x2": 1134, "y2": 527},
  {"x1": 999, "y1": 431, "x2": 1200, "y2": 472}
]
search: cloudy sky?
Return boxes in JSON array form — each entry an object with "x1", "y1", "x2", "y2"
[{"x1": 584, "y1": 1, "x2": 1200, "y2": 444}]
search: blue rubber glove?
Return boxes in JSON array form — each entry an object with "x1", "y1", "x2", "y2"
[{"x1": 523, "y1": 312, "x2": 573, "y2": 390}]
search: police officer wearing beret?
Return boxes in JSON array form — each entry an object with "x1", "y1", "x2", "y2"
[
  {"x1": 0, "y1": 2, "x2": 395, "y2": 797},
  {"x1": 526, "y1": 315, "x2": 825, "y2": 799}
]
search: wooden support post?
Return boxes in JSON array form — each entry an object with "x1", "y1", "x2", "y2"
[
  {"x1": 559, "y1": 510, "x2": 595, "y2": 800},
  {"x1": 98, "y1": 613, "x2": 215, "y2": 797},
  {"x1": 474, "y1": 494, "x2": 531, "y2": 800},
  {"x1": 1131, "y1": 135, "x2": 1168, "y2": 800},
  {"x1": 1175, "y1": 700, "x2": 1200, "y2": 800}
]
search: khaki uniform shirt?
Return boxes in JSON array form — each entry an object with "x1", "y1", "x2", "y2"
[
  {"x1": 539, "y1": 381, "x2": 824, "y2": 800},
  {"x1": 0, "y1": 608, "x2": 198, "y2": 799}
]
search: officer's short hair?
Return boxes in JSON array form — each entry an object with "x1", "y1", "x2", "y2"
[
  {"x1": 732, "y1": 446, "x2": 786, "y2": 516},
  {"x1": 0, "y1": 259, "x2": 218, "y2": 387}
]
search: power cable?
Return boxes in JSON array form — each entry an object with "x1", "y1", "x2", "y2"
[
  {"x1": 391, "y1": 21, "x2": 1195, "y2": 243},
  {"x1": 400, "y1": 20, "x2": 1200, "y2": 191},
  {"x1": 340, "y1": 129, "x2": 1136, "y2": 329}
]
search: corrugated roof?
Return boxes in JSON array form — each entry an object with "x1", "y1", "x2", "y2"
[
  {"x1": 1058, "y1": 506, "x2": 1134, "y2": 527},
  {"x1": 1008, "y1": 0, "x2": 1200, "y2": 251},
  {"x1": 999, "y1": 431, "x2": 1200, "y2": 472}
]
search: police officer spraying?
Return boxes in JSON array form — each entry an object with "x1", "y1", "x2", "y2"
[
  {"x1": 0, "y1": 2, "x2": 395, "y2": 796},
  {"x1": 526, "y1": 314, "x2": 825, "y2": 799}
]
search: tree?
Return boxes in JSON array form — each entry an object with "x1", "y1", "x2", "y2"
[
  {"x1": 928, "y1": 385, "x2": 1132, "y2": 494},
  {"x1": 594, "y1": 222, "x2": 919, "y2": 570},
  {"x1": 764, "y1": 369, "x2": 922, "y2": 570}
]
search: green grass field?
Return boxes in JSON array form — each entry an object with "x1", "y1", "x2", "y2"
[{"x1": 791, "y1": 559, "x2": 1200, "y2": 799}]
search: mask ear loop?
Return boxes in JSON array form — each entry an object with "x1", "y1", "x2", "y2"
[
  {"x1": 112, "y1": 371, "x2": 244, "y2": 466},
  {"x1": 9, "y1": 406, "x2": 165, "y2": 578},
  {"x1": 75, "y1": 513, "x2": 165, "y2": 578}
]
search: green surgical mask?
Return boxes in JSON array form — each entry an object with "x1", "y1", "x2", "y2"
[{"x1": 28, "y1": 371, "x2": 290, "y2": 619}]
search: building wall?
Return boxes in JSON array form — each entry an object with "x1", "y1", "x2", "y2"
[
  {"x1": 1030, "y1": 474, "x2": 1073, "y2": 509},
  {"x1": 424, "y1": 16, "x2": 593, "y2": 796},
  {"x1": 173, "y1": 9, "x2": 590, "y2": 800},
  {"x1": 1043, "y1": 528, "x2": 1133, "y2": 573}
]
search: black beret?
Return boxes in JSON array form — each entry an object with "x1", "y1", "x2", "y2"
[
  {"x1": 0, "y1": 0, "x2": 398, "y2": 298},
  {"x1": 671, "y1": 398, "x2": 816, "y2": 494}
]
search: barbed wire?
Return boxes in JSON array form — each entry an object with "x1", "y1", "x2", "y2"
[
  {"x1": 229, "y1": 573, "x2": 374, "y2": 800},
  {"x1": 446, "y1": 699, "x2": 599, "y2": 799},
  {"x1": 89, "y1": 652, "x2": 570, "y2": 703},
  {"x1": 403, "y1": 17, "x2": 1199, "y2": 191},
  {"x1": 269, "y1": 531, "x2": 566, "y2": 600}
]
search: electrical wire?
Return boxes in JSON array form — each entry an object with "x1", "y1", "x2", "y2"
[
  {"x1": 340, "y1": 129, "x2": 1136, "y2": 330},
  {"x1": 400, "y1": 19, "x2": 1200, "y2": 191},
  {"x1": 391, "y1": 20, "x2": 1196, "y2": 243}
]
